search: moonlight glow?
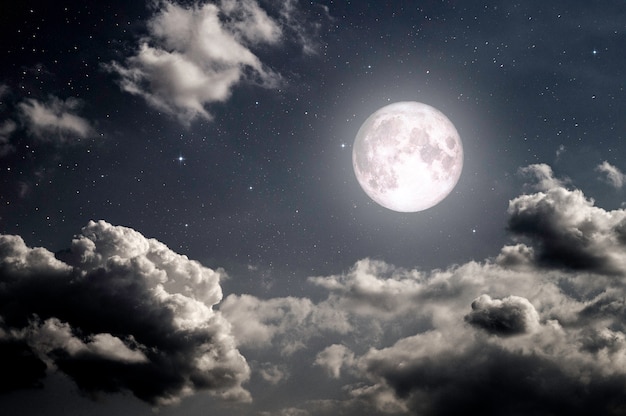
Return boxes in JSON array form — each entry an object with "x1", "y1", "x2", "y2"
[{"x1": 352, "y1": 101, "x2": 464, "y2": 212}]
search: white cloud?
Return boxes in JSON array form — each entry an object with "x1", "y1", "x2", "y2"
[
  {"x1": 0, "y1": 220, "x2": 250, "y2": 405},
  {"x1": 8, "y1": 165, "x2": 626, "y2": 414},
  {"x1": 315, "y1": 344, "x2": 354, "y2": 378},
  {"x1": 222, "y1": 164, "x2": 626, "y2": 414},
  {"x1": 18, "y1": 96, "x2": 96, "y2": 141},
  {"x1": 220, "y1": 294, "x2": 342, "y2": 355},
  {"x1": 24, "y1": 317, "x2": 148, "y2": 364},
  {"x1": 596, "y1": 160, "x2": 626, "y2": 188},
  {"x1": 220, "y1": 0, "x2": 282, "y2": 44},
  {"x1": 107, "y1": 0, "x2": 328, "y2": 124},
  {"x1": 106, "y1": 0, "x2": 281, "y2": 124},
  {"x1": 518, "y1": 163, "x2": 568, "y2": 191},
  {"x1": 258, "y1": 362, "x2": 288, "y2": 385}
]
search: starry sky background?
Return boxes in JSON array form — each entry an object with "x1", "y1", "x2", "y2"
[{"x1": 1, "y1": 1, "x2": 626, "y2": 415}]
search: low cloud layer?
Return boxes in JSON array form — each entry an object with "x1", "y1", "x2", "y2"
[
  {"x1": 220, "y1": 164, "x2": 626, "y2": 415},
  {"x1": 107, "y1": 0, "x2": 322, "y2": 123},
  {"x1": 5, "y1": 164, "x2": 626, "y2": 414},
  {"x1": 0, "y1": 220, "x2": 249, "y2": 404}
]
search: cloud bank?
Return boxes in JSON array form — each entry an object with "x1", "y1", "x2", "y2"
[
  {"x1": 107, "y1": 0, "x2": 322, "y2": 123},
  {"x1": 5, "y1": 164, "x2": 626, "y2": 415},
  {"x1": 0, "y1": 220, "x2": 249, "y2": 405},
  {"x1": 220, "y1": 163, "x2": 626, "y2": 415}
]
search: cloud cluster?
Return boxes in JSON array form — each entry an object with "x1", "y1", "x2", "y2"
[
  {"x1": 0, "y1": 120, "x2": 17, "y2": 156},
  {"x1": 219, "y1": 164, "x2": 626, "y2": 415},
  {"x1": 508, "y1": 163, "x2": 626, "y2": 275},
  {"x1": 0, "y1": 220, "x2": 249, "y2": 405},
  {"x1": 6, "y1": 164, "x2": 626, "y2": 414},
  {"x1": 107, "y1": 0, "x2": 321, "y2": 124}
]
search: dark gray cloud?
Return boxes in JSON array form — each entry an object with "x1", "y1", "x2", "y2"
[
  {"x1": 507, "y1": 164, "x2": 626, "y2": 275},
  {"x1": 18, "y1": 96, "x2": 96, "y2": 141},
  {"x1": 465, "y1": 294, "x2": 540, "y2": 336},
  {"x1": 0, "y1": 221, "x2": 249, "y2": 405},
  {"x1": 355, "y1": 341, "x2": 626, "y2": 416},
  {"x1": 216, "y1": 164, "x2": 626, "y2": 415}
]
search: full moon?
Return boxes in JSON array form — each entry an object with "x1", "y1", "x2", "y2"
[{"x1": 352, "y1": 101, "x2": 463, "y2": 212}]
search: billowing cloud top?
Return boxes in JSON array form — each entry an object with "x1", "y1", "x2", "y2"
[
  {"x1": 0, "y1": 220, "x2": 249, "y2": 405},
  {"x1": 220, "y1": 164, "x2": 626, "y2": 415}
]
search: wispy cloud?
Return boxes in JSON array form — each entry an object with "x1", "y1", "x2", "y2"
[
  {"x1": 18, "y1": 96, "x2": 96, "y2": 142},
  {"x1": 596, "y1": 160, "x2": 626, "y2": 188},
  {"x1": 6, "y1": 165, "x2": 626, "y2": 414}
]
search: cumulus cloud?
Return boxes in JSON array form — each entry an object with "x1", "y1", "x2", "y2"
[
  {"x1": 106, "y1": 0, "x2": 324, "y2": 124},
  {"x1": 220, "y1": 294, "x2": 349, "y2": 355},
  {"x1": 508, "y1": 165, "x2": 626, "y2": 275},
  {"x1": 8, "y1": 164, "x2": 626, "y2": 414},
  {"x1": 0, "y1": 221, "x2": 249, "y2": 405},
  {"x1": 596, "y1": 161, "x2": 626, "y2": 188},
  {"x1": 215, "y1": 164, "x2": 626, "y2": 415},
  {"x1": 18, "y1": 96, "x2": 96, "y2": 141},
  {"x1": 465, "y1": 294, "x2": 540, "y2": 336},
  {"x1": 518, "y1": 163, "x2": 568, "y2": 191}
]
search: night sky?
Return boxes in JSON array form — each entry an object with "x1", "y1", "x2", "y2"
[{"x1": 1, "y1": 1, "x2": 626, "y2": 415}]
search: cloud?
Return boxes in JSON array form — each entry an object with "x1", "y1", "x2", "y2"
[
  {"x1": 7, "y1": 165, "x2": 626, "y2": 414},
  {"x1": 217, "y1": 164, "x2": 626, "y2": 415},
  {"x1": 465, "y1": 294, "x2": 540, "y2": 336},
  {"x1": 220, "y1": 294, "x2": 349, "y2": 355},
  {"x1": 0, "y1": 120, "x2": 17, "y2": 156},
  {"x1": 106, "y1": 0, "x2": 328, "y2": 124},
  {"x1": 596, "y1": 161, "x2": 626, "y2": 188},
  {"x1": 0, "y1": 221, "x2": 249, "y2": 405},
  {"x1": 278, "y1": 0, "x2": 331, "y2": 55},
  {"x1": 106, "y1": 1, "x2": 287, "y2": 123},
  {"x1": 314, "y1": 344, "x2": 354, "y2": 378},
  {"x1": 220, "y1": 0, "x2": 282, "y2": 44},
  {"x1": 18, "y1": 96, "x2": 96, "y2": 142},
  {"x1": 518, "y1": 163, "x2": 568, "y2": 191}
]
